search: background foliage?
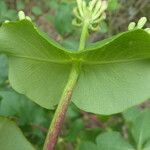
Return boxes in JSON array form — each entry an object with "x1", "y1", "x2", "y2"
[{"x1": 0, "y1": 0, "x2": 150, "y2": 149}]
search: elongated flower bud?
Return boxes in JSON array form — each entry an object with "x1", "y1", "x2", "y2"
[
  {"x1": 145, "y1": 28, "x2": 150, "y2": 34},
  {"x1": 128, "y1": 17, "x2": 149, "y2": 34},
  {"x1": 26, "y1": 16, "x2": 32, "y2": 21},
  {"x1": 18, "y1": 11, "x2": 26, "y2": 20},
  {"x1": 4, "y1": 20, "x2": 10, "y2": 23},
  {"x1": 137, "y1": 17, "x2": 147, "y2": 29},
  {"x1": 128, "y1": 22, "x2": 136, "y2": 30}
]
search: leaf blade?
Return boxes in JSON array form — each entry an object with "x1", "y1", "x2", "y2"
[
  {"x1": 0, "y1": 20, "x2": 72, "y2": 63},
  {"x1": 0, "y1": 116, "x2": 35, "y2": 150},
  {"x1": 131, "y1": 109, "x2": 150, "y2": 149},
  {"x1": 0, "y1": 20, "x2": 72, "y2": 109},
  {"x1": 73, "y1": 60, "x2": 150, "y2": 114},
  {"x1": 1, "y1": 20, "x2": 150, "y2": 115},
  {"x1": 80, "y1": 30, "x2": 150, "y2": 65},
  {"x1": 96, "y1": 132, "x2": 134, "y2": 150}
]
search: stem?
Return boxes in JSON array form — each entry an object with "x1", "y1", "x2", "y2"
[
  {"x1": 43, "y1": 65, "x2": 79, "y2": 150},
  {"x1": 78, "y1": 23, "x2": 89, "y2": 51},
  {"x1": 43, "y1": 22, "x2": 89, "y2": 150},
  {"x1": 137, "y1": 142, "x2": 142, "y2": 150}
]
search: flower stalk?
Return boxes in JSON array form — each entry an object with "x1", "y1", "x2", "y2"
[{"x1": 43, "y1": 0, "x2": 108, "y2": 149}]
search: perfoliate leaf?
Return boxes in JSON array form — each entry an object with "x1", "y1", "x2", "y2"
[
  {"x1": 81, "y1": 30, "x2": 150, "y2": 63},
  {"x1": 0, "y1": 20, "x2": 72, "y2": 109},
  {"x1": 0, "y1": 116, "x2": 35, "y2": 150},
  {"x1": 1, "y1": 20, "x2": 150, "y2": 114},
  {"x1": 72, "y1": 60, "x2": 150, "y2": 114},
  {"x1": 73, "y1": 30, "x2": 150, "y2": 114}
]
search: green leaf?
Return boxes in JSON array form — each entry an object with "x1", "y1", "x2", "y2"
[
  {"x1": 0, "y1": 1, "x2": 7, "y2": 14},
  {"x1": 96, "y1": 132, "x2": 134, "y2": 150},
  {"x1": 31, "y1": 6, "x2": 42, "y2": 16},
  {"x1": 99, "y1": 21, "x2": 108, "y2": 33},
  {"x1": 55, "y1": 3, "x2": 74, "y2": 35},
  {"x1": 72, "y1": 60, "x2": 150, "y2": 114},
  {"x1": 45, "y1": 0, "x2": 59, "y2": 10},
  {"x1": 144, "y1": 141, "x2": 150, "y2": 150},
  {"x1": 79, "y1": 109, "x2": 150, "y2": 150},
  {"x1": 0, "y1": 20, "x2": 72, "y2": 109},
  {"x1": 79, "y1": 141, "x2": 97, "y2": 150},
  {"x1": 79, "y1": 132, "x2": 134, "y2": 150},
  {"x1": 0, "y1": 55, "x2": 8, "y2": 84},
  {"x1": 108, "y1": 0, "x2": 120, "y2": 11},
  {"x1": 0, "y1": 1, "x2": 17, "y2": 22},
  {"x1": 122, "y1": 108, "x2": 150, "y2": 150},
  {"x1": 0, "y1": 91, "x2": 48, "y2": 126},
  {"x1": 3, "y1": 10, "x2": 17, "y2": 21},
  {"x1": 16, "y1": 1, "x2": 25, "y2": 10},
  {"x1": 72, "y1": 30, "x2": 150, "y2": 114},
  {"x1": 79, "y1": 128, "x2": 101, "y2": 142},
  {"x1": 122, "y1": 107, "x2": 141, "y2": 123},
  {"x1": 1, "y1": 20, "x2": 150, "y2": 115},
  {"x1": 65, "y1": 118, "x2": 84, "y2": 142},
  {"x1": 131, "y1": 109, "x2": 150, "y2": 150},
  {"x1": 81, "y1": 30, "x2": 150, "y2": 63},
  {"x1": 61, "y1": 38, "x2": 79, "y2": 50},
  {"x1": 0, "y1": 116, "x2": 35, "y2": 150},
  {"x1": 66, "y1": 103, "x2": 80, "y2": 118}
]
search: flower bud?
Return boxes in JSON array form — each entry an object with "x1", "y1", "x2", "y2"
[
  {"x1": 137, "y1": 17, "x2": 147, "y2": 29},
  {"x1": 145, "y1": 28, "x2": 150, "y2": 34},
  {"x1": 26, "y1": 16, "x2": 32, "y2": 21},
  {"x1": 4, "y1": 20, "x2": 10, "y2": 23},
  {"x1": 18, "y1": 11, "x2": 26, "y2": 20},
  {"x1": 128, "y1": 16, "x2": 149, "y2": 33},
  {"x1": 128, "y1": 22, "x2": 136, "y2": 30}
]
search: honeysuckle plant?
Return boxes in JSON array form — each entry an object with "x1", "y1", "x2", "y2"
[{"x1": 0, "y1": 0, "x2": 150, "y2": 149}]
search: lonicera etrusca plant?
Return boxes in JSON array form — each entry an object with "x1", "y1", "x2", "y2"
[{"x1": 0, "y1": 0, "x2": 150, "y2": 149}]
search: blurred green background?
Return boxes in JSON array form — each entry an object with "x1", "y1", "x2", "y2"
[{"x1": 0, "y1": 0, "x2": 150, "y2": 150}]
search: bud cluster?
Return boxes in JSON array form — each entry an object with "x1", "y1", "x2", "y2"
[
  {"x1": 128, "y1": 17, "x2": 150, "y2": 34},
  {"x1": 4, "y1": 11, "x2": 32, "y2": 24},
  {"x1": 72, "y1": 0, "x2": 108, "y2": 31},
  {"x1": 18, "y1": 11, "x2": 31, "y2": 21}
]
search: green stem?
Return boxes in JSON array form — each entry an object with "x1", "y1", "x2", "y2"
[
  {"x1": 137, "y1": 143, "x2": 142, "y2": 150},
  {"x1": 43, "y1": 23, "x2": 89, "y2": 150},
  {"x1": 78, "y1": 23, "x2": 89, "y2": 51}
]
